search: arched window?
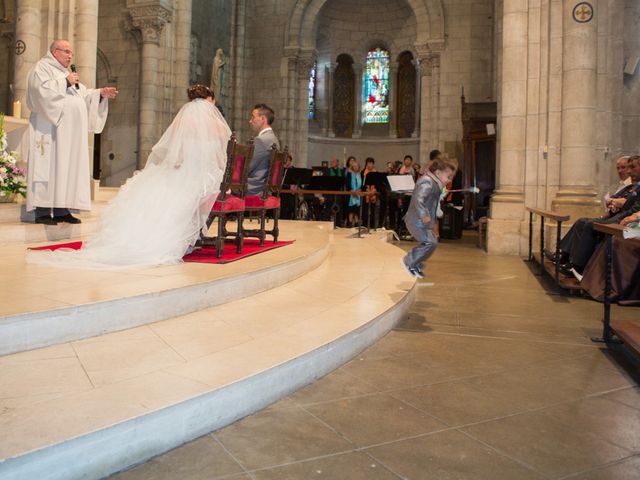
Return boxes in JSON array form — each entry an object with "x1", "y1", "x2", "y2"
[
  {"x1": 363, "y1": 47, "x2": 390, "y2": 124},
  {"x1": 308, "y1": 61, "x2": 317, "y2": 120}
]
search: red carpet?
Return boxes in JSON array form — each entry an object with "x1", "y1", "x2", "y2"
[{"x1": 29, "y1": 239, "x2": 294, "y2": 264}]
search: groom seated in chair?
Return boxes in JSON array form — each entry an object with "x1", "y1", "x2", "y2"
[{"x1": 247, "y1": 103, "x2": 280, "y2": 195}]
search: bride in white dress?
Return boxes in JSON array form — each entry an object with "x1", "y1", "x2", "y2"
[{"x1": 28, "y1": 85, "x2": 231, "y2": 268}]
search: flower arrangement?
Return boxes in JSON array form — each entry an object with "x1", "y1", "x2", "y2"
[{"x1": 0, "y1": 113, "x2": 27, "y2": 201}]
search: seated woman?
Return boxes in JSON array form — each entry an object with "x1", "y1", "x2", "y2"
[
  {"x1": 28, "y1": 85, "x2": 232, "y2": 268},
  {"x1": 345, "y1": 160, "x2": 363, "y2": 227}
]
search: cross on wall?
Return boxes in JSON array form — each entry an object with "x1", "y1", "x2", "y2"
[
  {"x1": 573, "y1": 2, "x2": 594, "y2": 23},
  {"x1": 575, "y1": 5, "x2": 591, "y2": 20}
]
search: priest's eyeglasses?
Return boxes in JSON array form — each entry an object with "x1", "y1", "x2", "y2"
[{"x1": 55, "y1": 48, "x2": 73, "y2": 55}]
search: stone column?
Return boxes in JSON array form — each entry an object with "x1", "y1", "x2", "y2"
[
  {"x1": 412, "y1": 57, "x2": 420, "y2": 139},
  {"x1": 416, "y1": 52, "x2": 431, "y2": 163},
  {"x1": 12, "y1": 0, "x2": 41, "y2": 118},
  {"x1": 388, "y1": 63, "x2": 398, "y2": 138},
  {"x1": 283, "y1": 53, "x2": 298, "y2": 152},
  {"x1": 296, "y1": 55, "x2": 314, "y2": 166},
  {"x1": 353, "y1": 63, "x2": 363, "y2": 138},
  {"x1": 488, "y1": 0, "x2": 528, "y2": 254},
  {"x1": 324, "y1": 63, "x2": 334, "y2": 136},
  {"x1": 524, "y1": 0, "x2": 541, "y2": 210},
  {"x1": 172, "y1": 0, "x2": 192, "y2": 115},
  {"x1": 230, "y1": 0, "x2": 247, "y2": 136},
  {"x1": 127, "y1": 3, "x2": 172, "y2": 169},
  {"x1": 76, "y1": 0, "x2": 100, "y2": 194},
  {"x1": 428, "y1": 53, "x2": 441, "y2": 151},
  {"x1": 75, "y1": 0, "x2": 99, "y2": 89},
  {"x1": 552, "y1": 0, "x2": 600, "y2": 217}
]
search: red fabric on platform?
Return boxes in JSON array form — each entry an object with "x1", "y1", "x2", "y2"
[
  {"x1": 183, "y1": 239, "x2": 293, "y2": 264},
  {"x1": 29, "y1": 239, "x2": 294, "y2": 264},
  {"x1": 244, "y1": 195, "x2": 281, "y2": 209},
  {"x1": 212, "y1": 194, "x2": 245, "y2": 212},
  {"x1": 30, "y1": 241, "x2": 83, "y2": 251}
]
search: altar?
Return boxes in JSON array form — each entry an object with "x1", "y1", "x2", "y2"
[{"x1": 2, "y1": 115, "x2": 29, "y2": 166}]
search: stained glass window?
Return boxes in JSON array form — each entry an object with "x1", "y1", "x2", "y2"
[
  {"x1": 363, "y1": 48, "x2": 390, "y2": 124},
  {"x1": 308, "y1": 61, "x2": 317, "y2": 120}
]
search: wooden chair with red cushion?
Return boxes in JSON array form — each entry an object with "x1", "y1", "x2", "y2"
[
  {"x1": 204, "y1": 134, "x2": 254, "y2": 258},
  {"x1": 242, "y1": 145, "x2": 288, "y2": 246}
]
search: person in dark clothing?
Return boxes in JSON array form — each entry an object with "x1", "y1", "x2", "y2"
[{"x1": 556, "y1": 155, "x2": 640, "y2": 276}]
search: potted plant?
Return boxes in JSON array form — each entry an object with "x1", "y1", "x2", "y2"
[{"x1": 0, "y1": 113, "x2": 27, "y2": 203}]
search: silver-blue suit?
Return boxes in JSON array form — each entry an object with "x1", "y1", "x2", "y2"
[
  {"x1": 402, "y1": 173, "x2": 444, "y2": 271},
  {"x1": 247, "y1": 128, "x2": 280, "y2": 196}
]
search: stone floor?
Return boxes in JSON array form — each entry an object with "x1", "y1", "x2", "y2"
[{"x1": 110, "y1": 232, "x2": 640, "y2": 480}]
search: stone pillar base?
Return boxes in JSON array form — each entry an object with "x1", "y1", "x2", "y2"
[{"x1": 486, "y1": 218, "x2": 528, "y2": 256}]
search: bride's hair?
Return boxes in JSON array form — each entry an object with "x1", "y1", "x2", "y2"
[{"x1": 187, "y1": 84, "x2": 214, "y2": 101}]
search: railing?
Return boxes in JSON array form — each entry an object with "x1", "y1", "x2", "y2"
[{"x1": 526, "y1": 207, "x2": 572, "y2": 289}]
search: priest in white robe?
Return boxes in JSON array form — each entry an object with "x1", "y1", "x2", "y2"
[{"x1": 26, "y1": 39, "x2": 117, "y2": 225}]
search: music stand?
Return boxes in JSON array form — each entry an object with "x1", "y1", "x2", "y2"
[
  {"x1": 386, "y1": 175, "x2": 415, "y2": 239},
  {"x1": 387, "y1": 174, "x2": 415, "y2": 193},
  {"x1": 283, "y1": 167, "x2": 313, "y2": 187},
  {"x1": 307, "y1": 175, "x2": 344, "y2": 191}
]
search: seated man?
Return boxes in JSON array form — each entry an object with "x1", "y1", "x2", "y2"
[
  {"x1": 247, "y1": 104, "x2": 280, "y2": 196},
  {"x1": 604, "y1": 155, "x2": 632, "y2": 215},
  {"x1": 556, "y1": 155, "x2": 640, "y2": 276}
]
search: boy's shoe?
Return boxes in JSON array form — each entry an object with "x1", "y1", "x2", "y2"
[
  {"x1": 400, "y1": 258, "x2": 417, "y2": 278},
  {"x1": 413, "y1": 268, "x2": 425, "y2": 279}
]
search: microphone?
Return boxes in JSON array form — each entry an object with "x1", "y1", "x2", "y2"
[{"x1": 70, "y1": 64, "x2": 79, "y2": 89}]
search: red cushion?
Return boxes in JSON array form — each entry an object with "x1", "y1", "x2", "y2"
[
  {"x1": 212, "y1": 195, "x2": 245, "y2": 212},
  {"x1": 245, "y1": 195, "x2": 281, "y2": 209},
  {"x1": 270, "y1": 160, "x2": 282, "y2": 185},
  {"x1": 232, "y1": 155, "x2": 246, "y2": 184}
]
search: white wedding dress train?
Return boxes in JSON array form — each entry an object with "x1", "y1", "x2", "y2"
[{"x1": 27, "y1": 98, "x2": 231, "y2": 269}]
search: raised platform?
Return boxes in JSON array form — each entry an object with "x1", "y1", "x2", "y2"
[
  {"x1": 0, "y1": 221, "x2": 330, "y2": 355},
  {"x1": 0, "y1": 188, "x2": 119, "y2": 246},
  {"x1": 0, "y1": 221, "x2": 415, "y2": 480}
]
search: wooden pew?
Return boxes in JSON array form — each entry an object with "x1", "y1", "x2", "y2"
[
  {"x1": 525, "y1": 207, "x2": 580, "y2": 291},
  {"x1": 591, "y1": 223, "x2": 640, "y2": 356}
]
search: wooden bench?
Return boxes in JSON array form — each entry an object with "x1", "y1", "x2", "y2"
[
  {"x1": 591, "y1": 223, "x2": 640, "y2": 357},
  {"x1": 526, "y1": 207, "x2": 580, "y2": 291}
]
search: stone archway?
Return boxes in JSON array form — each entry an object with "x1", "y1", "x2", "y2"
[
  {"x1": 282, "y1": 0, "x2": 445, "y2": 165},
  {"x1": 286, "y1": 0, "x2": 445, "y2": 49}
]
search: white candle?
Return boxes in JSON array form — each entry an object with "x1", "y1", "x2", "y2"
[{"x1": 12, "y1": 100, "x2": 21, "y2": 119}]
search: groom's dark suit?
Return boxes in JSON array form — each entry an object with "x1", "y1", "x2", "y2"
[{"x1": 247, "y1": 127, "x2": 280, "y2": 195}]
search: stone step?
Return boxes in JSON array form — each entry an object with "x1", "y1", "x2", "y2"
[
  {"x1": 0, "y1": 228, "x2": 415, "y2": 480},
  {"x1": 0, "y1": 221, "x2": 331, "y2": 355}
]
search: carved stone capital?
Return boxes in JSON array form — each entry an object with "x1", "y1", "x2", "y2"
[
  {"x1": 126, "y1": 4, "x2": 172, "y2": 45},
  {"x1": 297, "y1": 56, "x2": 315, "y2": 81},
  {"x1": 287, "y1": 56, "x2": 298, "y2": 73},
  {"x1": 416, "y1": 51, "x2": 440, "y2": 76},
  {"x1": 428, "y1": 53, "x2": 440, "y2": 69}
]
